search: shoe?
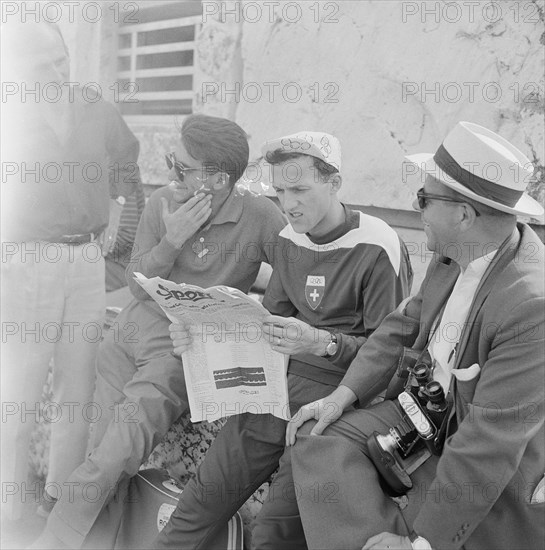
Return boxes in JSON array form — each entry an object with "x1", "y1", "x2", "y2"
[{"x1": 36, "y1": 492, "x2": 57, "y2": 518}]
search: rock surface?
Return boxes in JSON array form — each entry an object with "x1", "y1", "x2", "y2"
[{"x1": 194, "y1": 0, "x2": 544, "y2": 212}]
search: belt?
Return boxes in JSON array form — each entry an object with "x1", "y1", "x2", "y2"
[{"x1": 51, "y1": 233, "x2": 96, "y2": 245}]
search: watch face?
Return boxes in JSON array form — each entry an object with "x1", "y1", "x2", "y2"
[
  {"x1": 326, "y1": 341, "x2": 338, "y2": 356},
  {"x1": 413, "y1": 536, "x2": 432, "y2": 550}
]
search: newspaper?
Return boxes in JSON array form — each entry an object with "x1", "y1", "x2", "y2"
[{"x1": 133, "y1": 273, "x2": 290, "y2": 423}]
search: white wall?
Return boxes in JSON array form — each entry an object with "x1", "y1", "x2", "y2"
[
  {"x1": 52, "y1": 0, "x2": 544, "y2": 213},
  {"x1": 194, "y1": 0, "x2": 544, "y2": 212}
]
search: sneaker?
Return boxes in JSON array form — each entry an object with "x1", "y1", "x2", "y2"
[{"x1": 36, "y1": 492, "x2": 57, "y2": 518}]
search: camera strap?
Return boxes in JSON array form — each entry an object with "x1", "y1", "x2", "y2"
[
  {"x1": 404, "y1": 298, "x2": 450, "y2": 388},
  {"x1": 385, "y1": 295, "x2": 453, "y2": 401},
  {"x1": 431, "y1": 393, "x2": 454, "y2": 454}
]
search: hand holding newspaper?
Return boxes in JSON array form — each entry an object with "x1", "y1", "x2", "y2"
[{"x1": 133, "y1": 273, "x2": 290, "y2": 422}]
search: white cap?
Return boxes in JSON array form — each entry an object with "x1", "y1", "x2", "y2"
[{"x1": 262, "y1": 131, "x2": 341, "y2": 171}]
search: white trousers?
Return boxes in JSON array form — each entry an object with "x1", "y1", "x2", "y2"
[{"x1": 1, "y1": 241, "x2": 105, "y2": 520}]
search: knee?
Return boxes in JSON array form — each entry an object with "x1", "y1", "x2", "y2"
[
  {"x1": 295, "y1": 420, "x2": 317, "y2": 438},
  {"x1": 130, "y1": 355, "x2": 186, "y2": 396},
  {"x1": 252, "y1": 504, "x2": 307, "y2": 550},
  {"x1": 96, "y1": 336, "x2": 128, "y2": 380}
]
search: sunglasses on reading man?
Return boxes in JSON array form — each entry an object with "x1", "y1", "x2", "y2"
[
  {"x1": 166, "y1": 153, "x2": 220, "y2": 182},
  {"x1": 416, "y1": 188, "x2": 480, "y2": 216}
]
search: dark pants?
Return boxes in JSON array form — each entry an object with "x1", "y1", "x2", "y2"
[
  {"x1": 291, "y1": 401, "x2": 438, "y2": 550},
  {"x1": 152, "y1": 374, "x2": 337, "y2": 550}
]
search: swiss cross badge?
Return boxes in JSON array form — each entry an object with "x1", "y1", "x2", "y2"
[{"x1": 305, "y1": 275, "x2": 325, "y2": 310}]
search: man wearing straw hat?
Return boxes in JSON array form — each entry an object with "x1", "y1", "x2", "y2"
[{"x1": 286, "y1": 121, "x2": 544, "y2": 550}]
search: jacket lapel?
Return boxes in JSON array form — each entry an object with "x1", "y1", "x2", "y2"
[
  {"x1": 415, "y1": 258, "x2": 460, "y2": 349},
  {"x1": 453, "y1": 227, "x2": 521, "y2": 371}
]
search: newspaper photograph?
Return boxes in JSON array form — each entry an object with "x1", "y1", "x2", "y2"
[{"x1": 133, "y1": 273, "x2": 290, "y2": 423}]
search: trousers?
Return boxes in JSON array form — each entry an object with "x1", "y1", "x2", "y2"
[
  {"x1": 1, "y1": 242, "x2": 104, "y2": 520},
  {"x1": 46, "y1": 301, "x2": 190, "y2": 548},
  {"x1": 153, "y1": 374, "x2": 338, "y2": 550},
  {"x1": 291, "y1": 401, "x2": 438, "y2": 549}
]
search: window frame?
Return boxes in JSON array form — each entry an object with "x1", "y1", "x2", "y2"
[{"x1": 116, "y1": 6, "x2": 202, "y2": 119}]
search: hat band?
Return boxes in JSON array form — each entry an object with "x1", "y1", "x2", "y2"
[{"x1": 433, "y1": 144, "x2": 523, "y2": 207}]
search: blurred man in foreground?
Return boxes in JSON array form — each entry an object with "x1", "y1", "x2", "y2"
[{"x1": 1, "y1": 21, "x2": 140, "y2": 523}]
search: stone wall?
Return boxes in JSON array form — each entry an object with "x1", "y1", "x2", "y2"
[
  {"x1": 54, "y1": 1, "x2": 544, "y2": 214},
  {"x1": 194, "y1": 0, "x2": 545, "y2": 214}
]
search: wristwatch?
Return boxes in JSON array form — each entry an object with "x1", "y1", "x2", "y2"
[
  {"x1": 410, "y1": 532, "x2": 432, "y2": 550},
  {"x1": 322, "y1": 333, "x2": 338, "y2": 357}
]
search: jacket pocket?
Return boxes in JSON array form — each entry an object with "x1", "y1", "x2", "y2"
[{"x1": 453, "y1": 367, "x2": 481, "y2": 405}]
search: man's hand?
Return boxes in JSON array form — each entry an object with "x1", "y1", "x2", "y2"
[
  {"x1": 362, "y1": 532, "x2": 413, "y2": 549},
  {"x1": 285, "y1": 385, "x2": 357, "y2": 446},
  {"x1": 161, "y1": 193, "x2": 212, "y2": 248},
  {"x1": 99, "y1": 198, "x2": 124, "y2": 256},
  {"x1": 262, "y1": 315, "x2": 330, "y2": 356},
  {"x1": 169, "y1": 322, "x2": 192, "y2": 357}
]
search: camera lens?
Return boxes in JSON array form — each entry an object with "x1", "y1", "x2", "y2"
[
  {"x1": 425, "y1": 381, "x2": 445, "y2": 403},
  {"x1": 377, "y1": 433, "x2": 397, "y2": 454},
  {"x1": 413, "y1": 363, "x2": 431, "y2": 385}
]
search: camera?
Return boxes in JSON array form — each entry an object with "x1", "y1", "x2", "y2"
[{"x1": 368, "y1": 364, "x2": 450, "y2": 496}]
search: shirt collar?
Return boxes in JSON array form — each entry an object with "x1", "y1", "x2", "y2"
[
  {"x1": 461, "y1": 248, "x2": 498, "y2": 277},
  {"x1": 306, "y1": 204, "x2": 357, "y2": 245},
  {"x1": 206, "y1": 187, "x2": 243, "y2": 227}
]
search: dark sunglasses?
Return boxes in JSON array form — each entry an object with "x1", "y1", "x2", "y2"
[
  {"x1": 416, "y1": 188, "x2": 480, "y2": 216},
  {"x1": 165, "y1": 153, "x2": 203, "y2": 182}
]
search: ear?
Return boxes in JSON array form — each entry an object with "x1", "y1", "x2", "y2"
[
  {"x1": 210, "y1": 171, "x2": 230, "y2": 191},
  {"x1": 327, "y1": 173, "x2": 342, "y2": 194},
  {"x1": 459, "y1": 202, "x2": 478, "y2": 231}
]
